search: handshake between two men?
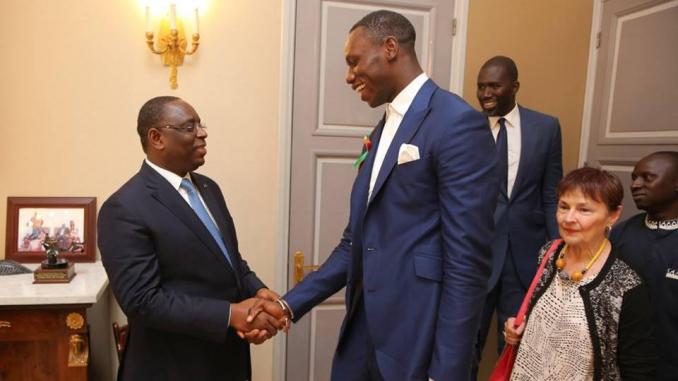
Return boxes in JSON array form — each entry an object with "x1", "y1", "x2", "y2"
[{"x1": 230, "y1": 288, "x2": 292, "y2": 344}]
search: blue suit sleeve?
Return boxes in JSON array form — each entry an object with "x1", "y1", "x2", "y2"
[
  {"x1": 542, "y1": 118, "x2": 563, "y2": 239},
  {"x1": 283, "y1": 224, "x2": 352, "y2": 321},
  {"x1": 429, "y1": 108, "x2": 498, "y2": 380}
]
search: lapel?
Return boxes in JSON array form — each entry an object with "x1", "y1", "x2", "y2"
[
  {"x1": 350, "y1": 115, "x2": 385, "y2": 230},
  {"x1": 510, "y1": 105, "x2": 533, "y2": 201},
  {"x1": 140, "y1": 163, "x2": 237, "y2": 275},
  {"x1": 367, "y1": 79, "x2": 436, "y2": 205}
]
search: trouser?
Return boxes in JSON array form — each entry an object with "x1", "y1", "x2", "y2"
[
  {"x1": 470, "y1": 250, "x2": 526, "y2": 380},
  {"x1": 331, "y1": 294, "x2": 384, "y2": 381}
]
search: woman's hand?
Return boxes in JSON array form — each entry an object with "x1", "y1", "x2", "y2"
[{"x1": 504, "y1": 317, "x2": 525, "y2": 346}]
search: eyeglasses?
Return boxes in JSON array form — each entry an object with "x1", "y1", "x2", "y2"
[{"x1": 159, "y1": 121, "x2": 207, "y2": 134}]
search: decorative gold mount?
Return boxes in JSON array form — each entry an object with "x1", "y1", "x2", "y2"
[
  {"x1": 66, "y1": 312, "x2": 85, "y2": 330},
  {"x1": 68, "y1": 334, "x2": 89, "y2": 367},
  {"x1": 146, "y1": 19, "x2": 200, "y2": 89},
  {"x1": 294, "y1": 251, "x2": 320, "y2": 285}
]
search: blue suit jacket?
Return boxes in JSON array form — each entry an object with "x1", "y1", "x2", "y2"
[
  {"x1": 98, "y1": 162, "x2": 265, "y2": 381},
  {"x1": 284, "y1": 80, "x2": 498, "y2": 380},
  {"x1": 488, "y1": 106, "x2": 562, "y2": 289}
]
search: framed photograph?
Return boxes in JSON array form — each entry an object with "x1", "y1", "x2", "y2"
[{"x1": 5, "y1": 197, "x2": 96, "y2": 263}]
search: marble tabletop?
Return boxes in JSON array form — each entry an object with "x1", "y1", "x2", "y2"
[{"x1": 0, "y1": 261, "x2": 109, "y2": 306}]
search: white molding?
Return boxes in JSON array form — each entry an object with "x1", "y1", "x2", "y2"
[
  {"x1": 449, "y1": 0, "x2": 469, "y2": 94},
  {"x1": 273, "y1": 1, "x2": 295, "y2": 380},
  {"x1": 317, "y1": 2, "x2": 430, "y2": 133},
  {"x1": 314, "y1": 124, "x2": 373, "y2": 137},
  {"x1": 578, "y1": 0, "x2": 604, "y2": 167},
  {"x1": 308, "y1": 304, "x2": 346, "y2": 381},
  {"x1": 602, "y1": 0, "x2": 678, "y2": 140},
  {"x1": 313, "y1": 156, "x2": 356, "y2": 266},
  {"x1": 600, "y1": 164, "x2": 634, "y2": 173}
]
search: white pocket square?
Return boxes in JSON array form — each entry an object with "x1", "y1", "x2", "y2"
[{"x1": 398, "y1": 144, "x2": 420, "y2": 165}]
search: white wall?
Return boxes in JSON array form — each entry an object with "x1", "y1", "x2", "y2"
[{"x1": 0, "y1": 1, "x2": 282, "y2": 380}]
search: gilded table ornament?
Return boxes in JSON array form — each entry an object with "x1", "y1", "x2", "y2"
[{"x1": 66, "y1": 312, "x2": 84, "y2": 330}]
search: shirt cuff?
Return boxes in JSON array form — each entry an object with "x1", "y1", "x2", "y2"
[{"x1": 280, "y1": 298, "x2": 295, "y2": 320}]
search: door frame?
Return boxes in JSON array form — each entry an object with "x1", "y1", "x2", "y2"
[
  {"x1": 578, "y1": 0, "x2": 604, "y2": 166},
  {"x1": 273, "y1": 1, "x2": 470, "y2": 379}
]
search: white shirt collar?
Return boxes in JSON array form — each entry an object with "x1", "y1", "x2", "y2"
[
  {"x1": 388, "y1": 72, "x2": 429, "y2": 117},
  {"x1": 645, "y1": 215, "x2": 678, "y2": 231},
  {"x1": 145, "y1": 158, "x2": 191, "y2": 191},
  {"x1": 489, "y1": 103, "x2": 519, "y2": 128}
]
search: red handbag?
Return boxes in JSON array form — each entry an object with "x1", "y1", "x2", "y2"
[{"x1": 488, "y1": 239, "x2": 562, "y2": 381}]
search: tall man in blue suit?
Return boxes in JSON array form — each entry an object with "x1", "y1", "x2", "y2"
[
  {"x1": 98, "y1": 96, "x2": 285, "y2": 381},
  {"x1": 471, "y1": 56, "x2": 563, "y2": 379},
  {"x1": 252, "y1": 10, "x2": 498, "y2": 381}
]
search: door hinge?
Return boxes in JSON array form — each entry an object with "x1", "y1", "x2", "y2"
[
  {"x1": 596, "y1": 31, "x2": 601, "y2": 49},
  {"x1": 452, "y1": 18, "x2": 457, "y2": 36}
]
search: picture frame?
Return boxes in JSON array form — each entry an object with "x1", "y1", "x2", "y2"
[{"x1": 5, "y1": 197, "x2": 97, "y2": 263}]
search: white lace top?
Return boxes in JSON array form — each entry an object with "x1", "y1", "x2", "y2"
[{"x1": 510, "y1": 273, "x2": 596, "y2": 381}]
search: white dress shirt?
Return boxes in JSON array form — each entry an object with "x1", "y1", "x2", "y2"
[
  {"x1": 488, "y1": 104, "x2": 521, "y2": 197},
  {"x1": 368, "y1": 72, "x2": 429, "y2": 199},
  {"x1": 145, "y1": 159, "x2": 218, "y2": 224}
]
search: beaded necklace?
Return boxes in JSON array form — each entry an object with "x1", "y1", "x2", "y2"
[{"x1": 556, "y1": 239, "x2": 608, "y2": 282}]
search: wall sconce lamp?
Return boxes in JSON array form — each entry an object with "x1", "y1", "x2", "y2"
[{"x1": 145, "y1": 3, "x2": 200, "y2": 89}]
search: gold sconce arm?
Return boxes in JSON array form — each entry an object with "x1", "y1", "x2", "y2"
[
  {"x1": 145, "y1": 32, "x2": 168, "y2": 54},
  {"x1": 179, "y1": 33, "x2": 200, "y2": 56}
]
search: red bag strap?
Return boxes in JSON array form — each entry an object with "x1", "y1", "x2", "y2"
[{"x1": 513, "y1": 239, "x2": 562, "y2": 327}]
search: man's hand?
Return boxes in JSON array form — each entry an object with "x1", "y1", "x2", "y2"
[
  {"x1": 238, "y1": 296, "x2": 293, "y2": 342},
  {"x1": 256, "y1": 288, "x2": 280, "y2": 302},
  {"x1": 247, "y1": 298, "x2": 291, "y2": 328},
  {"x1": 230, "y1": 298, "x2": 285, "y2": 344}
]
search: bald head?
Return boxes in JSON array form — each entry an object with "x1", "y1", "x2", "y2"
[
  {"x1": 481, "y1": 56, "x2": 518, "y2": 82},
  {"x1": 631, "y1": 151, "x2": 678, "y2": 218}
]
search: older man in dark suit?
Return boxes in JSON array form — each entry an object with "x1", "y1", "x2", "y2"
[{"x1": 98, "y1": 96, "x2": 284, "y2": 381}]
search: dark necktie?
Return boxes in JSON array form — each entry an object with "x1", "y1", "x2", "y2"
[
  {"x1": 496, "y1": 118, "x2": 508, "y2": 195},
  {"x1": 180, "y1": 178, "x2": 234, "y2": 268}
]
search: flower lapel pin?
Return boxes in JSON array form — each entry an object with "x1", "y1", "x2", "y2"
[{"x1": 353, "y1": 135, "x2": 372, "y2": 169}]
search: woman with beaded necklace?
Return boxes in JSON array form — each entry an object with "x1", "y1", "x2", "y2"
[{"x1": 504, "y1": 167, "x2": 656, "y2": 380}]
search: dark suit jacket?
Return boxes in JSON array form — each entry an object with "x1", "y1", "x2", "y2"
[
  {"x1": 284, "y1": 79, "x2": 498, "y2": 380},
  {"x1": 489, "y1": 105, "x2": 562, "y2": 289},
  {"x1": 98, "y1": 162, "x2": 265, "y2": 381}
]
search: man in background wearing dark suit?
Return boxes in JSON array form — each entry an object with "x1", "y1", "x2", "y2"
[
  {"x1": 471, "y1": 56, "x2": 563, "y2": 380},
  {"x1": 98, "y1": 96, "x2": 284, "y2": 381}
]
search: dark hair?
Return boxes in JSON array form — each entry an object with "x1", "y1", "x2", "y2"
[
  {"x1": 137, "y1": 96, "x2": 181, "y2": 152},
  {"x1": 481, "y1": 56, "x2": 519, "y2": 82},
  {"x1": 557, "y1": 167, "x2": 624, "y2": 212},
  {"x1": 350, "y1": 10, "x2": 416, "y2": 53}
]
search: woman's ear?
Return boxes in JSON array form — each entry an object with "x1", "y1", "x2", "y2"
[{"x1": 609, "y1": 205, "x2": 624, "y2": 226}]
